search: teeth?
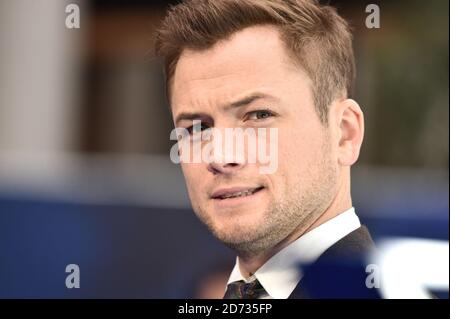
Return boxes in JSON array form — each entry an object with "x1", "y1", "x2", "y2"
[{"x1": 220, "y1": 189, "x2": 257, "y2": 199}]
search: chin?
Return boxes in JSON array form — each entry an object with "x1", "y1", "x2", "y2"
[{"x1": 212, "y1": 216, "x2": 265, "y2": 244}]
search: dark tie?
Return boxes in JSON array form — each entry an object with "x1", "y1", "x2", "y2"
[{"x1": 223, "y1": 279, "x2": 267, "y2": 299}]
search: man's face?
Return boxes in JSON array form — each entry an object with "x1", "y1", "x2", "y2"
[{"x1": 171, "y1": 25, "x2": 339, "y2": 255}]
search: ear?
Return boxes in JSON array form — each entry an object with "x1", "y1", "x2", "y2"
[{"x1": 334, "y1": 99, "x2": 364, "y2": 166}]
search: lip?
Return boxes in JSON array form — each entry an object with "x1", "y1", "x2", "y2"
[
  {"x1": 211, "y1": 186, "x2": 264, "y2": 199},
  {"x1": 211, "y1": 185, "x2": 266, "y2": 209}
]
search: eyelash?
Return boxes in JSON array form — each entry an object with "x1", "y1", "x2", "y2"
[
  {"x1": 186, "y1": 122, "x2": 210, "y2": 135},
  {"x1": 244, "y1": 109, "x2": 276, "y2": 121},
  {"x1": 184, "y1": 109, "x2": 276, "y2": 135}
]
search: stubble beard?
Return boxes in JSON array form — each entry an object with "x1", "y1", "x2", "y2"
[{"x1": 193, "y1": 151, "x2": 337, "y2": 259}]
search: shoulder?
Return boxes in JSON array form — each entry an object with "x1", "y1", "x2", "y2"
[{"x1": 289, "y1": 226, "x2": 381, "y2": 299}]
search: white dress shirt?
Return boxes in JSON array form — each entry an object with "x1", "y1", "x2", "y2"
[{"x1": 226, "y1": 207, "x2": 361, "y2": 299}]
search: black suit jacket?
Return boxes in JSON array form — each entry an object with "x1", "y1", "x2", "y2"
[{"x1": 289, "y1": 226, "x2": 381, "y2": 299}]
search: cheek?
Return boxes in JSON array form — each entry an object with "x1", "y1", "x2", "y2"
[
  {"x1": 181, "y1": 164, "x2": 203, "y2": 199},
  {"x1": 275, "y1": 127, "x2": 325, "y2": 180},
  {"x1": 277, "y1": 128, "x2": 316, "y2": 165}
]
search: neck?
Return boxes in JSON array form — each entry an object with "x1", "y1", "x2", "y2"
[{"x1": 237, "y1": 173, "x2": 352, "y2": 279}]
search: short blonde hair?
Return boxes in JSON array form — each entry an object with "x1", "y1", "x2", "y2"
[{"x1": 155, "y1": 0, "x2": 356, "y2": 123}]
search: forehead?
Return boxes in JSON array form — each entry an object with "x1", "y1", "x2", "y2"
[{"x1": 171, "y1": 25, "x2": 307, "y2": 110}]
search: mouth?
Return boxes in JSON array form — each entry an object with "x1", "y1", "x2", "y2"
[{"x1": 211, "y1": 186, "x2": 265, "y2": 200}]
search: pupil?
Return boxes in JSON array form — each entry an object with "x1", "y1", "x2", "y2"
[
  {"x1": 258, "y1": 112, "x2": 269, "y2": 119},
  {"x1": 193, "y1": 124, "x2": 207, "y2": 132}
]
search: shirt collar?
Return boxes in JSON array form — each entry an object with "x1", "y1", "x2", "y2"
[{"x1": 226, "y1": 207, "x2": 361, "y2": 299}]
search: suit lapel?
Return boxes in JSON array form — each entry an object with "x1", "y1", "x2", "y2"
[{"x1": 289, "y1": 226, "x2": 380, "y2": 299}]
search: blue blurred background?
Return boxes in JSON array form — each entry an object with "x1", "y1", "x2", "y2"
[{"x1": 0, "y1": 0, "x2": 448, "y2": 298}]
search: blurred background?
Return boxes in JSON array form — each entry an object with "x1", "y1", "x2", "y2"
[{"x1": 0, "y1": 0, "x2": 448, "y2": 298}]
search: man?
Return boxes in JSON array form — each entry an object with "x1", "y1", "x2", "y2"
[{"x1": 155, "y1": 0, "x2": 376, "y2": 298}]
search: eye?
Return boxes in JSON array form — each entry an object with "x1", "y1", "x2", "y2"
[
  {"x1": 245, "y1": 110, "x2": 275, "y2": 121},
  {"x1": 186, "y1": 122, "x2": 210, "y2": 135}
]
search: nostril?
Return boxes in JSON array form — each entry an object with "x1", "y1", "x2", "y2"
[
  {"x1": 224, "y1": 163, "x2": 240, "y2": 167},
  {"x1": 207, "y1": 160, "x2": 244, "y2": 175}
]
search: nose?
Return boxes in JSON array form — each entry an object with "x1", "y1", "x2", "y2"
[
  {"x1": 206, "y1": 130, "x2": 246, "y2": 175},
  {"x1": 208, "y1": 161, "x2": 244, "y2": 175}
]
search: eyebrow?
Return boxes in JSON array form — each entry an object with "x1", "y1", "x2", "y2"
[
  {"x1": 174, "y1": 92, "x2": 276, "y2": 125},
  {"x1": 175, "y1": 112, "x2": 208, "y2": 126},
  {"x1": 228, "y1": 93, "x2": 270, "y2": 109}
]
